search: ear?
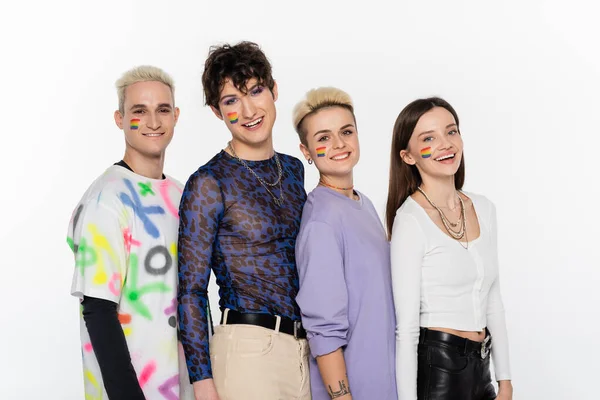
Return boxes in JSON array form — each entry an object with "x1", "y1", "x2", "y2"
[
  {"x1": 114, "y1": 110, "x2": 124, "y2": 130},
  {"x1": 299, "y1": 143, "x2": 312, "y2": 161},
  {"x1": 174, "y1": 107, "x2": 181, "y2": 125},
  {"x1": 210, "y1": 105, "x2": 223, "y2": 120},
  {"x1": 271, "y1": 81, "x2": 278, "y2": 102},
  {"x1": 400, "y1": 149, "x2": 416, "y2": 166}
]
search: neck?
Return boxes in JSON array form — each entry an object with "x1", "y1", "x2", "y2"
[
  {"x1": 122, "y1": 149, "x2": 165, "y2": 180},
  {"x1": 419, "y1": 175, "x2": 458, "y2": 209},
  {"x1": 227, "y1": 137, "x2": 274, "y2": 161},
  {"x1": 319, "y1": 172, "x2": 354, "y2": 199}
]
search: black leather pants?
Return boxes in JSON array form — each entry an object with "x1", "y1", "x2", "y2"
[{"x1": 417, "y1": 328, "x2": 497, "y2": 400}]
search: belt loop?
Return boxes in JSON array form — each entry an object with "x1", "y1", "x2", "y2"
[
  {"x1": 274, "y1": 315, "x2": 282, "y2": 334},
  {"x1": 223, "y1": 308, "x2": 230, "y2": 325},
  {"x1": 462, "y1": 339, "x2": 468, "y2": 356},
  {"x1": 419, "y1": 328, "x2": 427, "y2": 345}
]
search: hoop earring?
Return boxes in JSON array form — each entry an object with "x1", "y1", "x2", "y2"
[{"x1": 307, "y1": 159, "x2": 313, "y2": 165}]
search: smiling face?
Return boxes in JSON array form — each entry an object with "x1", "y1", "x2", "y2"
[
  {"x1": 400, "y1": 106, "x2": 463, "y2": 180},
  {"x1": 300, "y1": 106, "x2": 359, "y2": 180},
  {"x1": 114, "y1": 80, "x2": 179, "y2": 159},
  {"x1": 211, "y1": 77, "x2": 278, "y2": 148}
]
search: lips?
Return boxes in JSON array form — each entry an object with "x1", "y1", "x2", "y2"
[
  {"x1": 434, "y1": 152, "x2": 456, "y2": 164},
  {"x1": 331, "y1": 152, "x2": 351, "y2": 161},
  {"x1": 142, "y1": 132, "x2": 164, "y2": 137},
  {"x1": 242, "y1": 117, "x2": 263, "y2": 130}
]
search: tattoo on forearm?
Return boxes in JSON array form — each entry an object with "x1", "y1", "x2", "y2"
[{"x1": 328, "y1": 380, "x2": 351, "y2": 399}]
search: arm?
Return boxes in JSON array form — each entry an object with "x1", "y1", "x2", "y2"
[
  {"x1": 177, "y1": 171, "x2": 223, "y2": 396},
  {"x1": 82, "y1": 296, "x2": 145, "y2": 400},
  {"x1": 390, "y1": 211, "x2": 426, "y2": 400},
  {"x1": 295, "y1": 221, "x2": 351, "y2": 399},
  {"x1": 68, "y1": 199, "x2": 142, "y2": 397},
  {"x1": 486, "y1": 203, "x2": 512, "y2": 397},
  {"x1": 316, "y1": 349, "x2": 352, "y2": 399}
]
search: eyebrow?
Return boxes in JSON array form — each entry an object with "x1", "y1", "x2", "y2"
[
  {"x1": 129, "y1": 103, "x2": 172, "y2": 110},
  {"x1": 219, "y1": 83, "x2": 260, "y2": 103},
  {"x1": 418, "y1": 123, "x2": 458, "y2": 137},
  {"x1": 313, "y1": 123, "x2": 355, "y2": 136}
]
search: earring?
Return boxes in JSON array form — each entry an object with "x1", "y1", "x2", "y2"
[{"x1": 307, "y1": 159, "x2": 313, "y2": 165}]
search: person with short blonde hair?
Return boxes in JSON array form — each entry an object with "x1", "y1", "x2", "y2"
[
  {"x1": 67, "y1": 65, "x2": 192, "y2": 399},
  {"x1": 293, "y1": 87, "x2": 398, "y2": 400}
]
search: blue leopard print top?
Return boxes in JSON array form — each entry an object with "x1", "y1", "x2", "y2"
[{"x1": 177, "y1": 150, "x2": 307, "y2": 381}]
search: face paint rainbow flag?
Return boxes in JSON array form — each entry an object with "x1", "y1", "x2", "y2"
[
  {"x1": 130, "y1": 119, "x2": 140, "y2": 130},
  {"x1": 227, "y1": 112, "x2": 238, "y2": 124},
  {"x1": 316, "y1": 146, "x2": 326, "y2": 157},
  {"x1": 420, "y1": 147, "x2": 432, "y2": 159}
]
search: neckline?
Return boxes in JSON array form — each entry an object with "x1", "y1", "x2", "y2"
[
  {"x1": 407, "y1": 193, "x2": 482, "y2": 246},
  {"x1": 220, "y1": 149, "x2": 277, "y2": 165},
  {"x1": 110, "y1": 164, "x2": 169, "y2": 183},
  {"x1": 314, "y1": 185, "x2": 364, "y2": 209}
]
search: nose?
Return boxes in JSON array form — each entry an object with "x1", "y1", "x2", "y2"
[
  {"x1": 332, "y1": 133, "x2": 346, "y2": 149},
  {"x1": 240, "y1": 97, "x2": 257, "y2": 119},
  {"x1": 146, "y1": 112, "x2": 161, "y2": 130}
]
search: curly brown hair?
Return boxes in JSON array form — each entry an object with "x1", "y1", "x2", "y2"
[{"x1": 202, "y1": 41, "x2": 276, "y2": 110}]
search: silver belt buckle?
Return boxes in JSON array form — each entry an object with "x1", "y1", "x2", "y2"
[{"x1": 481, "y1": 335, "x2": 491, "y2": 359}]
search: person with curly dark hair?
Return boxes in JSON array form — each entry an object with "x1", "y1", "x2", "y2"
[{"x1": 177, "y1": 41, "x2": 311, "y2": 400}]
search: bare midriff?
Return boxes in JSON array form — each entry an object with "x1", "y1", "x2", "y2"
[{"x1": 428, "y1": 327, "x2": 487, "y2": 342}]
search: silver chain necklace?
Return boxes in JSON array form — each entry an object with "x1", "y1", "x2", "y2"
[{"x1": 227, "y1": 141, "x2": 285, "y2": 206}]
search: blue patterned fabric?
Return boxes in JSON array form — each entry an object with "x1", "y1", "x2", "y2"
[{"x1": 177, "y1": 150, "x2": 307, "y2": 381}]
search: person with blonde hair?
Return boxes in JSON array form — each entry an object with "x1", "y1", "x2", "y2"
[
  {"x1": 293, "y1": 87, "x2": 397, "y2": 400},
  {"x1": 66, "y1": 65, "x2": 192, "y2": 399}
]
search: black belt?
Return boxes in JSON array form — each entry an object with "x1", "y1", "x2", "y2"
[
  {"x1": 220, "y1": 309, "x2": 307, "y2": 339},
  {"x1": 419, "y1": 328, "x2": 492, "y2": 359}
]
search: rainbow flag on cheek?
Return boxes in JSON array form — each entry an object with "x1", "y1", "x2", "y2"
[
  {"x1": 316, "y1": 147, "x2": 326, "y2": 157},
  {"x1": 227, "y1": 112, "x2": 238, "y2": 124},
  {"x1": 420, "y1": 147, "x2": 432, "y2": 159},
  {"x1": 130, "y1": 119, "x2": 140, "y2": 130}
]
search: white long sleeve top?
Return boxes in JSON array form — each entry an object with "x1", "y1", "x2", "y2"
[{"x1": 391, "y1": 192, "x2": 511, "y2": 400}]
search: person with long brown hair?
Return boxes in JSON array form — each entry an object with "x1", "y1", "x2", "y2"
[{"x1": 386, "y1": 97, "x2": 513, "y2": 400}]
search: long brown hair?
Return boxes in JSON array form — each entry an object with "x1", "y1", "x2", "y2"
[{"x1": 385, "y1": 97, "x2": 465, "y2": 239}]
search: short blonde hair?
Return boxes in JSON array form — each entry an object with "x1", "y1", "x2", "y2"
[
  {"x1": 115, "y1": 65, "x2": 175, "y2": 113},
  {"x1": 292, "y1": 87, "x2": 354, "y2": 145}
]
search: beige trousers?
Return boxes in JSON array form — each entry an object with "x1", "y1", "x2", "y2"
[{"x1": 210, "y1": 310, "x2": 311, "y2": 400}]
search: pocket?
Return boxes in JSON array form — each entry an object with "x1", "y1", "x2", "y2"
[
  {"x1": 428, "y1": 345, "x2": 469, "y2": 374},
  {"x1": 235, "y1": 333, "x2": 275, "y2": 358}
]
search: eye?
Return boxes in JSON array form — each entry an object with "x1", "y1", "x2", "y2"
[
  {"x1": 250, "y1": 86, "x2": 265, "y2": 96},
  {"x1": 423, "y1": 136, "x2": 433, "y2": 142},
  {"x1": 133, "y1": 110, "x2": 145, "y2": 114},
  {"x1": 448, "y1": 129, "x2": 459, "y2": 135},
  {"x1": 318, "y1": 135, "x2": 329, "y2": 142},
  {"x1": 159, "y1": 108, "x2": 171, "y2": 113},
  {"x1": 223, "y1": 98, "x2": 237, "y2": 106},
  {"x1": 342, "y1": 129, "x2": 354, "y2": 135}
]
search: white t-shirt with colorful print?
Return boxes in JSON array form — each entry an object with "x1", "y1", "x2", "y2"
[{"x1": 67, "y1": 165, "x2": 192, "y2": 400}]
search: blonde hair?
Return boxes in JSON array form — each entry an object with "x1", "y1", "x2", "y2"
[
  {"x1": 115, "y1": 65, "x2": 175, "y2": 113},
  {"x1": 292, "y1": 87, "x2": 354, "y2": 145}
]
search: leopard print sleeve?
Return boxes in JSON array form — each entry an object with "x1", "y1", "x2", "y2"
[{"x1": 177, "y1": 168, "x2": 224, "y2": 382}]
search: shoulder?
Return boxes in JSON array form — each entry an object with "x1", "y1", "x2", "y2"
[
  {"x1": 278, "y1": 152, "x2": 304, "y2": 172},
  {"x1": 462, "y1": 191, "x2": 496, "y2": 216},
  {"x1": 164, "y1": 175, "x2": 184, "y2": 191},
  {"x1": 75, "y1": 166, "x2": 134, "y2": 211},
  {"x1": 301, "y1": 188, "x2": 344, "y2": 226}
]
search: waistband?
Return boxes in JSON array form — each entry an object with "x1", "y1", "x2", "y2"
[
  {"x1": 419, "y1": 328, "x2": 492, "y2": 359},
  {"x1": 220, "y1": 308, "x2": 307, "y2": 339}
]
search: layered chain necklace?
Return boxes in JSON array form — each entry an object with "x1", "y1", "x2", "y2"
[
  {"x1": 227, "y1": 141, "x2": 285, "y2": 206},
  {"x1": 417, "y1": 187, "x2": 469, "y2": 249}
]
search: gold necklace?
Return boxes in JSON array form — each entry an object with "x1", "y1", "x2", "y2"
[
  {"x1": 417, "y1": 187, "x2": 468, "y2": 248},
  {"x1": 318, "y1": 179, "x2": 354, "y2": 191}
]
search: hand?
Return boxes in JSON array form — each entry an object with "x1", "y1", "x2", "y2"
[
  {"x1": 193, "y1": 379, "x2": 220, "y2": 400},
  {"x1": 495, "y1": 380, "x2": 513, "y2": 400}
]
